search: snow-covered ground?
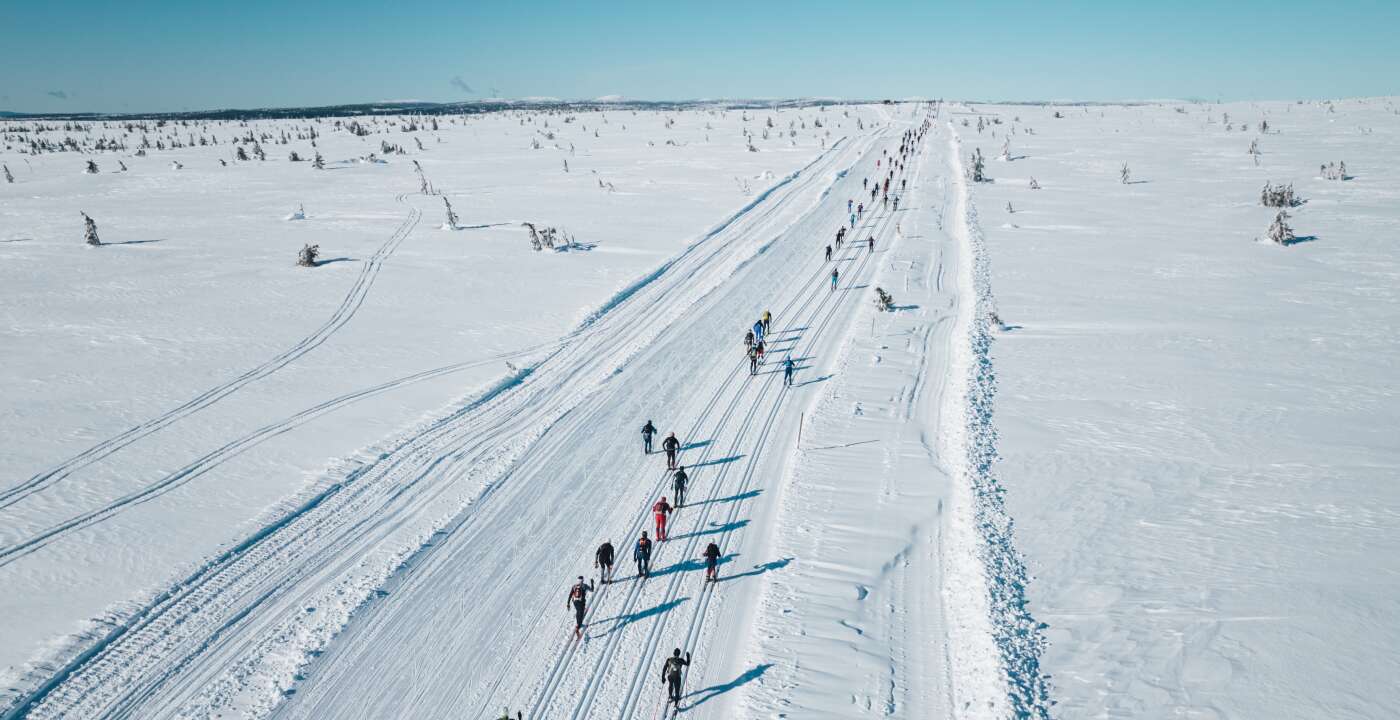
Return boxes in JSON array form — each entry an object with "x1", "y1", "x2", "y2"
[
  {"x1": 956, "y1": 98, "x2": 1400, "y2": 718},
  {"x1": 3, "y1": 96, "x2": 1396, "y2": 720}
]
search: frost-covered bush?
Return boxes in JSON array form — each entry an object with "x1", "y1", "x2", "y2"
[
  {"x1": 235, "y1": 146, "x2": 249, "y2": 161},
  {"x1": 3, "y1": 164, "x2": 12, "y2": 183},
  {"x1": 521, "y1": 222, "x2": 573, "y2": 252},
  {"x1": 443, "y1": 197, "x2": 460, "y2": 230},
  {"x1": 1320, "y1": 161, "x2": 1349, "y2": 181},
  {"x1": 1120, "y1": 163, "x2": 1131, "y2": 184},
  {"x1": 313, "y1": 152, "x2": 325, "y2": 169},
  {"x1": 82, "y1": 212, "x2": 101, "y2": 246},
  {"x1": 1266, "y1": 210, "x2": 1295, "y2": 245},
  {"x1": 1260, "y1": 182, "x2": 1304, "y2": 208},
  {"x1": 85, "y1": 160, "x2": 99, "y2": 174},
  {"x1": 1029, "y1": 176, "x2": 1040, "y2": 190},
  {"x1": 297, "y1": 243, "x2": 320, "y2": 267},
  {"x1": 874, "y1": 287, "x2": 894, "y2": 312}
]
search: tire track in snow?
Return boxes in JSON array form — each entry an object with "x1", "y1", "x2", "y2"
[{"x1": 0, "y1": 192, "x2": 423, "y2": 512}]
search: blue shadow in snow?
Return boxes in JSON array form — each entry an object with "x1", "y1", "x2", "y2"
[
  {"x1": 718, "y1": 557, "x2": 792, "y2": 583},
  {"x1": 683, "y1": 664, "x2": 773, "y2": 709},
  {"x1": 598, "y1": 596, "x2": 688, "y2": 635}
]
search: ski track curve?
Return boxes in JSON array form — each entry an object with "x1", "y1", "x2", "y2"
[
  {"x1": 0, "y1": 190, "x2": 423, "y2": 514},
  {"x1": 1, "y1": 130, "x2": 877, "y2": 720}
]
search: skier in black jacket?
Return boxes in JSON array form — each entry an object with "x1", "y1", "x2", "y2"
[
  {"x1": 595, "y1": 541, "x2": 615, "y2": 583},
  {"x1": 662, "y1": 432, "x2": 680, "y2": 470},
  {"x1": 672, "y1": 467, "x2": 689, "y2": 509},
  {"x1": 703, "y1": 542, "x2": 722, "y2": 581},
  {"x1": 568, "y1": 576, "x2": 595, "y2": 638},
  {"x1": 642, "y1": 420, "x2": 657, "y2": 454},
  {"x1": 661, "y1": 649, "x2": 692, "y2": 707}
]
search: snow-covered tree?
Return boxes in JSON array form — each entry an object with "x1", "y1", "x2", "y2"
[
  {"x1": 1320, "y1": 161, "x2": 1349, "y2": 181},
  {"x1": 968, "y1": 148, "x2": 987, "y2": 182},
  {"x1": 118, "y1": 160, "x2": 128, "y2": 172},
  {"x1": 313, "y1": 152, "x2": 325, "y2": 169},
  {"x1": 874, "y1": 287, "x2": 894, "y2": 312},
  {"x1": 297, "y1": 243, "x2": 320, "y2": 266},
  {"x1": 999, "y1": 137, "x2": 1011, "y2": 161},
  {"x1": 82, "y1": 212, "x2": 101, "y2": 246},
  {"x1": 1006, "y1": 201, "x2": 1015, "y2": 214},
  {"x1": 1266, "y1": 210, "x2": 1296, "y2": 245},
  {"x1": 1029, "y1": 176, "x2": 1041, "y2": 189},
  {"x1": 1260, "y1": 182, "x2": 1303, "y2": 208},
  {"x1": 288, "y1": 151, "x2": 302, "y2": 162},
  {"x1": 85, "y1": 160, "x2": 99, "y2": 174},
  {"x1": 3, "y1": 164, "x2": 12, "y2": 183},
  {"x1": 235, "y1": 146, "x2": 249, "y2": 161},
  {"x1": 1120, "y1": 162, "x2": 1131, "y2": 184}
]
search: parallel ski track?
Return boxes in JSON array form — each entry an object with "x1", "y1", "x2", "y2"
[
  {"x1": 0, "y1": 192, "x2": 423, "y2": 514},
  {"x1": 525, "y1": 132, "x2": 920, "y2": 720},
  {"x1": 655, "y1": 132, "x2": 933, "y2": 720},
  {"x1": 618, "y1": 158, "x2": 912, "y2": 720},
  {"x1": 4, "y1": 132, "x2": 870, "y2": 720}
]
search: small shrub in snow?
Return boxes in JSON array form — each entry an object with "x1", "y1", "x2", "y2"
[
  {"x1": 288, "y1": 151, "x2": 302, "y2": 162},
  {"x1": 1320, "y1": 161, "x2": 1349, "y2": 181},
  {"x1": 3, "y1": 164, "x2": 12, "y2": 183},
  {"x1": 1260, "y1": 182, "x2": 1303, "y2": 208},
  {"x1": 521, "y1": 222, "x2": 573, "y2": 252},
  {"x1": 82, "y1": 212, "x2": 101, "y2": 246},
  {"x1": 235, "y1": 146, "x2": 249, "y2": 161},
  {"x1": 313, "y1": 152, "x2": 325, "y2": 169},
  {"x1": 1248, "y1": 139, "x2": 1261, "y2": 165},
  {"x1": 874, "y1": 287, "x2": 894, "y2": 312},
  {"x1": 443, "y1": 197, "x2": 460, "y2": 230},
  {"x1": 1006, "y1": 201, "x2": 1015, "y2": 214},
  {"x1": 1120, "y1": 163, "x2": 1132, "y2": 184},
  {"x1": 85, "y1": 160, "x2": 99, "y2": 174},
  {"x1": 287, "y1": 204, "x2": 306, "y2": 221},
  {"x1": 1265, "y1": 210, "x2": 1295, "y2": 245},
  {"x1": 297, "y1": 243, "x2": 320, "y2": 267},
  {"x1": 1029, "y1": 176, "x2": 1040, "y2": 189}
]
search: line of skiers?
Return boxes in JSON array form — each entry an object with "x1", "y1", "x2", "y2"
[{"x1": 545, "y1": 125, "x2": 936, "y2": 718}]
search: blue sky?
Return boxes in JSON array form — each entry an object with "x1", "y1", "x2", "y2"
[{"x1": 4, "y1": 0, "x2": 1397, "y2": 113}]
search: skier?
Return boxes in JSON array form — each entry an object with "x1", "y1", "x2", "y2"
[
  {"x1": 568, "y1": 575, "x2": 595, "y2": 638},
  {"x1": 635, "y1": 531, "x2": 653, "y2": 578},
  {"x1": 752, "y1": 319, "x2": 765, "y2": 346},
  {"x1": 744, "y1": 329, "x2": 754, "y2": 350},
  {"x1": 869, "y1": 235, "x2": 875, "y2": 252},
  {"x1": 783, "y1": 357, "x2": 795, "y2": 387},
  {"x1": 748, "y1": 345, "x2": 759, "y2": 375},
  {"x1": 661, "y1": 649, "x2": 692, "y2": 709},
  {"x1": 662, "y1": 432, "x2": 680, "y2": 471},
  {"x1": 830, "y1": 267, "x2": 840, "y2": 291},
  {"x1": 847, "y1": 198, "x2": 853, "y2": 213},
  {"x1": 596, "y1": 540, "x2": 616, "y2": 583},
  {"x1": 642, "y1": 420, "x2": 657, "y2": 455},
  {"x1": 761, "y1": 310, "x2": 771, "y2": 335},
  {"x1": 673, "y1": 466, "x2": 689, "y2": 509},
  {"x1": 825, "y1": 244, "x2": 832, "y2": 262},
  {"x1": 653, "y1": 496, "x2": 673, "y2": 541},
  {"x1": 755, "y1": 340, "x2": 766, "y2": 363},
  {"x1": 849, "y1": 213, "x2": 855, "y2": 229},
  {"x1": 703, "y1": 541, "x2": 722, "y2": 581}
]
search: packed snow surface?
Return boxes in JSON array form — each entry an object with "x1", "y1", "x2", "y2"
[{"x1": 2, "y1": 97, "x2": 1397, "y2": 720}]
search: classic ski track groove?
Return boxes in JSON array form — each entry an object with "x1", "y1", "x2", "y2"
[
  {"x1": 533, "y1": 132, "x2": 919, "y2": 720},
  {"x1": 0, "y1": 194, "x2": 423, "y2": 512},
  {"x1": 3, "y1": 131, "x2": 872, "y2": 720}
]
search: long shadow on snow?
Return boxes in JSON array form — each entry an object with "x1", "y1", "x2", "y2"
[
  {"x1": 687, "y1": 489, "x2": 761, "y2": 508},
  {"x1": 718, "y1": 557, "x2": 792, "y2": 583},
  {"x1": 596, "y1": 597, "x2": 689, "y2": 636},
  {"x1": 685, "y1": 454, "x2": 743, "y2": 469},
  {"x1": 667, "y1": 519, "x2": 748, "y2": 543},
  {"x1": 682, "y1": 664, "x2": 773, "y2": 710}
]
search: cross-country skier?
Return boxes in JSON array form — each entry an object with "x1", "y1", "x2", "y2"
[
  {"x1": 744, "y1": 329, "x2": 754, "y2": 349},
  {"x1": 673, "y1": 467, "x2": 689, "y2": 509},
  {"x1": 755, "y1": 340, "x2": 765, "y2": 363},
  {"x1": 596, "y1": 540, "x2": 615, "y2": 583},
  {"x1": 762, "y1": 311, "x2": 771, "y2": 335},
  {"x1": 825, "y1": 244, "x2": 832, "y2": 262},
  {"x1": 662, "y1": 432, "x2": 680, "y2": 470},
  {"x1": 748, "y1": 345, "x2": 759, "y2": 375},
  {"x1": 653, "y1": 496, "x2": 673, "y2": 541},
  {"x1": 661, "y1": 649, "x2": 692, "y2": 708},
  {"x1": 869, "y1": 236, "x2": 875, "y2": 252},
  {"x1": 642, "y1": 420, "x2": 657, "y2": 454},
  {"x1": 568, "y1": 576, "x2": 595, "y2": 638},
  {"x1": 830, "y1": 268, "x2": 840, "y2": 291},
  {"x1": 635, "y1": 531, "x2": 653, "y2": 578},
  {"x1": 850, "y1": 213, "x2": 856, "y2": 229},
  {"x1": 703, "y1": 542, "x2": 722, "y2": 581},
  {"x1": 752, "y1": 319, "x2": 765, "y2": 346},
  {"x1": 847, "y1": 198, "x2": 853, "y2": 213},
  {"x1": 783, "y1": 357, "x2": 795, "y2": 386}
]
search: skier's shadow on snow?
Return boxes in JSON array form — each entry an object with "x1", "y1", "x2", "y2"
[
  {"x1": 667, "y1": 519, "x2": 748, "y2": 543},
  {"x1": 718, "y1": 557, "x2": 792, "y2": 583},
  {"x1": 680, "y1": 440, "x2": 711, "y2": 452},
  {"x1": 689, "y1": 489, "x2": 761, "y2": 507},
  {"x1": 688, "y1": 454, "x2": 742, "y2": 469},
  {"x1": 598, "y1": 597, "x2": 688, "y2": 635},
  {"x1": 792, "y1": 374, "x2": 833, "y2": 388},
  {"x1": 682, "y1": 663, "x2": 772, "y2": 710}
]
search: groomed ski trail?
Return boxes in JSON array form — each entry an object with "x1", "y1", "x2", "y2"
[{"x1": 4, "y1": 127, "x2": 884, "y2": 720}]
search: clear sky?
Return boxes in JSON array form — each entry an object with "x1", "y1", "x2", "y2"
[{"x1": 4, "y1": 0, "x2": 1397, "y2": 113}]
